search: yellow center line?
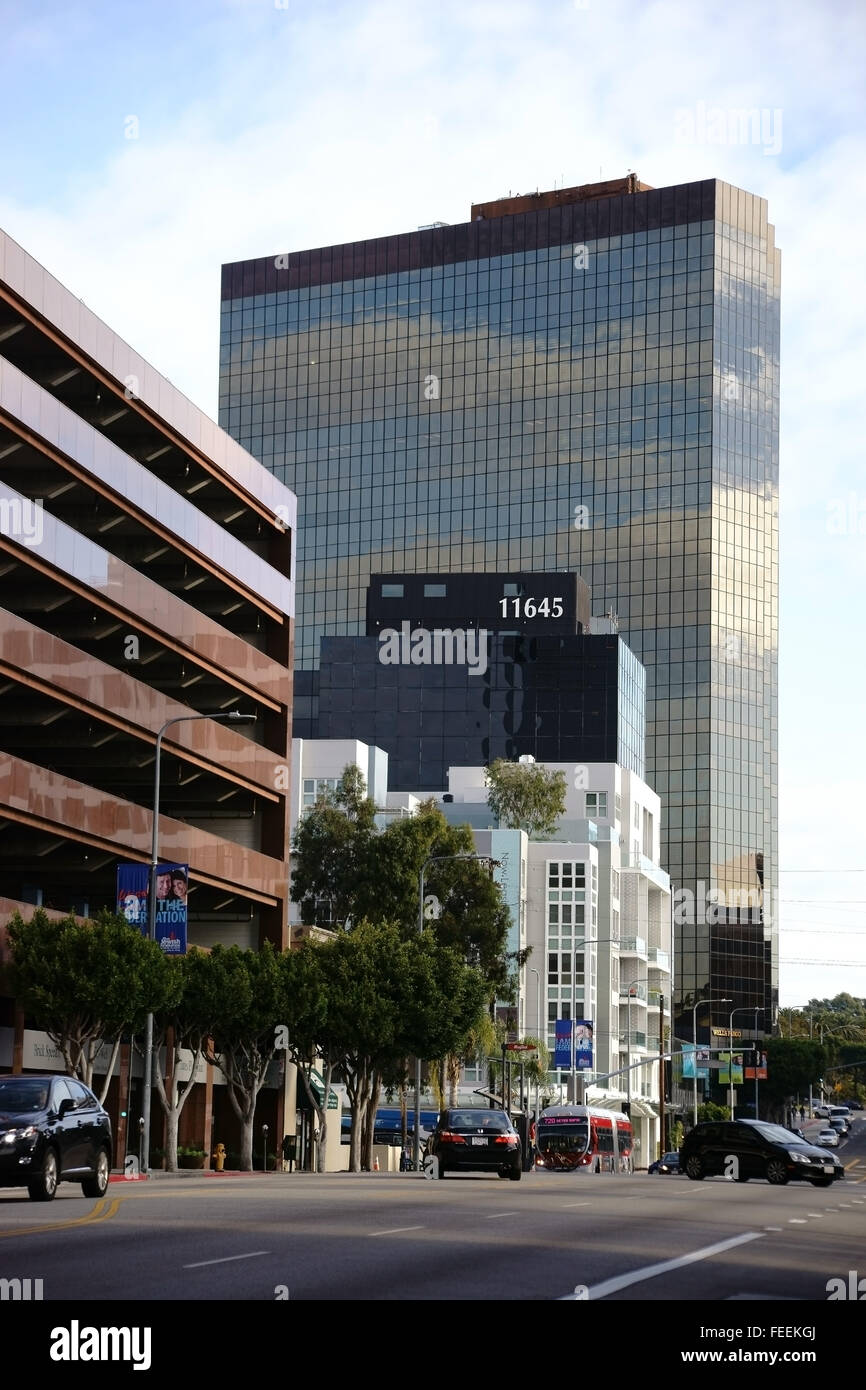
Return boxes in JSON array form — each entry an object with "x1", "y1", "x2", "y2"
[{"x1": 0, "y1": 1195, "x2": 122, "y2": 1239}]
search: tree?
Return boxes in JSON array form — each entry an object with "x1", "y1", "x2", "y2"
[
  {"x1": 484, "y1": 758, "x2": 567, "y2": 838},
  {"x1": 322, "y1": 920, "x2": 488, "y2": 1171},
  {"x1": 7, "y1": 908, "x2": 172, "y2": 1102},
  {"x1": 763, "y1": 1038, "x2": 830, "y2": 1120},
  {"x1": 151, "y1": 949, "x2": 225, "y2": 1172},
  {"x1": 292, "y1": 777, "x2": 511, "y2": 999},
  {"x1": 290, "y1": 765, "x2": 377, "y2": 927},
  {"x1": 280, "y1": 942, "x2": 334, "y2": 1173},
  {"x1": 204, "y1": 943, "x2": 287, "y2": 1171}
]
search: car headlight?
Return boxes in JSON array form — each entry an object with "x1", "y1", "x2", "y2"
[
  {"x1": 1, "y1": 1126, "x2": 37, "y2": 1144},
  {"x1": 788, "y1": 1151, "x2": 811, "y2": 1163}
]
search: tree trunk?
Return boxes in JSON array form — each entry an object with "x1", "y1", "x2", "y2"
[{"x1": 164, "y1": 1106, "x2": 180, "y2": 1172}]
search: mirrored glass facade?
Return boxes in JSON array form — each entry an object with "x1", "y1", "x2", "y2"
[{"x1": 219, "y1": 178, "x2": 780, "y2": 1031}]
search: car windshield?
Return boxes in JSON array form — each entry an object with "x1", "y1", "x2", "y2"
[
  {"x1": 750, "y1": 1122, "x2": 806, "y2": 1145},
  {"x1": 0, "y1": 1079, "x2": 49, "y2": 1113},
  {"x1": 446, "y1": 1110, "x2": 511, "y2": 1132},
  {"x1": 663, "y1": 1153, "x2": 679, "y2": 1162}
]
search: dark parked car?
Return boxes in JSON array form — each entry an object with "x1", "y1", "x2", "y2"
[
  {"x1": 0, "y1": 1074, "x2": 112, "y2": 1201},
  {"x1": 680, "y1": 1118, "x2": 844, "y2": 1187},
  {"x1": 426, "y1": 1107, "x2": 522, "y2": 1180},
  {"x1": 647, "y1": 1151, "x2": 680, "y2": 1175}
]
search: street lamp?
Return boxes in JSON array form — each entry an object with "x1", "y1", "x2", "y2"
[
  {"x1": 414, "y1": 852, "x2": 497, "y2": 1171},
  {"x1": 140, "y1": 710, "x2": 256, "y2": 1175},
  {"x1": 728, "y1": 1006, "x2": 762, "y2": 1120},
  {"x1": 623, "y1": 979, "x2": 643, "y2": 1121},
  {"x1": 529, "y1": 965, "x2": 542, "y2": 1158},
  {"x1": 691, "y1": 996, "x2": 732, "y2": 1127}
]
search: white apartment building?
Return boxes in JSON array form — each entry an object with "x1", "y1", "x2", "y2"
[{"x1": 290, "y1": 742, "x2": 673, "y2": 1164}]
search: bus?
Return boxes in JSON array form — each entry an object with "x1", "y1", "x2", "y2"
[{"x1": 534, "y1": 1104, "x2": 633, "y2": 1172}]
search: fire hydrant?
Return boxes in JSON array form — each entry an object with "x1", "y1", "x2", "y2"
[{"x1": 213, "y1": 1143, "x2": 226, "y2": 1172}]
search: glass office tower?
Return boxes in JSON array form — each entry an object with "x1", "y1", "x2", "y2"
[{"x1": 219, "y1": 176, "x2": 780, "y2": 1033}]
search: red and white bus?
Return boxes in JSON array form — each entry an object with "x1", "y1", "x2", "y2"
[{"x1": 534, "y1": 1104, "x2": 633, "y2": 1172}]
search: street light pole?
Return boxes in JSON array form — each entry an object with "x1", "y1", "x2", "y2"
[
  {"x1": 414, "y1": 852, "x2": 495, "y2": 1172},
  {"x1": 624, "y1": 979, "x2": 642, "y2": 1121},
  {"x1": 691, "y1": 996, "x2": 732, "y2": 1127},
  {"x1": 140, "y1": 710, "x2": 255, "y2": 1175},
  {"x1": 728, "y1": 1006, "x2": 763, "y2": 1120},
  {"x1": 530, "y1": 965, "x2": 541, "y2": 1163}
]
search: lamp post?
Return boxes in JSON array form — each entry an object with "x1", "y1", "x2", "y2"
[
  {"x1": 530, "y1": 965, "x2": 542, "y2": 1154},
  {"x1": 623, "y1": 979, "x2": 643, "y2": 1121},
  {"x1": 728, "y1": 1006, "x2": 762, "y2": 1120},
  {"x1": 140, "y1": 710, "x2": 256, "y2": 1175},
  {"x1": 691, "y1": 996, "x2": 732, "y2": 1127},
  {"x1": 414, "y1": 852, "x2": 497, "y2": 1172}
]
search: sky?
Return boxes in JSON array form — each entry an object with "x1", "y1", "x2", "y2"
[{"x1": 0, "y1": 0, "x2": 863, "y2": 1008}]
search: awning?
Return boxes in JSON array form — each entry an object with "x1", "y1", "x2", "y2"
[{"x1": 306, "y1": 1068, "x2": 339, "y2": 1111}]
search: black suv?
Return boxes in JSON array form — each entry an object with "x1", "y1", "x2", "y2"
[
  {"x1": 680, "y1": 1118, "x2": 844, "y2": 1187},
  {"x1": 0, "y1": 1074, "x2": 112, "y2": 1201},
  {"x1": 426, "y1": 1108, "x2": 522, "y2": 1180}
]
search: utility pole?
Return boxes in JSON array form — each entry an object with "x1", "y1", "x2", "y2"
[{"x1": 658, "y1": 992, "x2": 665, "y2": 1158}]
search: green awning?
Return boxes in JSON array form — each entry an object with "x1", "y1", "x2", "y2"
[{"x1": 308, "y1": 1068, "x2": 339, "y2": 1110}]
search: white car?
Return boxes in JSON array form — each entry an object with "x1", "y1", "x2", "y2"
[
  {"x1": 816, "y1": 1128, "x2": 840, "y2": 1148},
  {"x1": 814, "y1": 1105, "x2": 832, "y2": 1119}
]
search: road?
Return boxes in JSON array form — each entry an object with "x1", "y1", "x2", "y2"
[{"x1": 0, "y1": 1121, "x2": 864, "y2": 1303}]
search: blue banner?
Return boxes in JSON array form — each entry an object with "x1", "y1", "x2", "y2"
[
  {"x1": 681, "y1": 1043, "x2": 710, "y2": 1081},
  {"x1": 575, "y1": 1020, "x2": 593, "y2": 1069},
  {"x1": 554, "y1": 1019, "x2": 573, "y2": 1069},
  {"x1": 116, "y1": 862, "x2": 188, "y2": 955}
]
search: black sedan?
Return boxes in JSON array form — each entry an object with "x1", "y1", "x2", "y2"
[
  {"x1": 426, "y1": 1108, "x2": 522, "y2": 1180},
  {"x1": 0, "y1": 1074, "x2": 112, "y2": 1201},
  {"x1": 647, "y1": 1151, "x2": 681, "y2": 1175}
]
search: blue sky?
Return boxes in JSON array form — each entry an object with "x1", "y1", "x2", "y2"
[{"x1": 1, "y1": 0, "x2": 864, "y2": 1006}]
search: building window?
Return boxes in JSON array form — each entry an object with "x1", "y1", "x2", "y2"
[
  {"x1": 633, "y1": 802, "x2": 641, "y2": 829},
  {"x1": 612, "y1": 870, "x2": 620, "y2": 901},
  {"x1": 423, "y1": 583, "x2": 446, "y2": 597},
  {"x1": 503, "y1": 582, "x2": 520, "y2": 596},
  {"x1": 615, "y1": 792, "x2": 622, "y2": 823},
  {"x1": 381, "y1": 583, "x2": 403, "y2": 598},
  {"x1": 302, "y1": 776, "x2": 339, "y2": 808},
  {"x1": 586, "y1": 792, "x2": 608, "y2": 819}
]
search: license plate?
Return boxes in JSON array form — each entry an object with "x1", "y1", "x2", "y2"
[
  {"x1": 823, "y1": 1165, "x2": 834, "y2": 1174},
  {"x1": 472, "y1": 1137, "x2": 487, "y2": 1146}
]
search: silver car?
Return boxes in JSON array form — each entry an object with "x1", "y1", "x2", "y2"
[{"x1": 816, "y1": 1127, "x2": 840, "y2": 1148}]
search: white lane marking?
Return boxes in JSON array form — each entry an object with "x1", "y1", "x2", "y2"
[
  {"x1": 183, "y1": 1251, "x2": 269, "y2": 1268},
  {"x1": 788, "y1": 1218, "x2": 808, "y2": 1224},
  {"x1": 558, "y1": 1231, "x2": 764, "y2": 1300},
  {"x1": 807, "y1": 1213, "x2": 823, "y2": 1217},
  {"x1": 764, "y1": 1226, "x2": 783, "y2": 1231},
  {"x1": 369, "y1": 1225, "x2": 425, "y2": 1236},
  {"x1": 484, "y1": 1212, "x2": 518, "y2": 1220},
  {"x1": 562, "y1": 1202, "x2": 591, "y2": 1208}
]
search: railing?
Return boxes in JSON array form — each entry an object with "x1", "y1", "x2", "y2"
[
  {"x1": 621, "y1": 982, "x2": 648, "y2": 1002},
  {"x1": 620, "y1": 936, "x2": 647, "y2": 955},
  {"x1": 648, "y1": 947, "x2": 670, "y2": 970}
]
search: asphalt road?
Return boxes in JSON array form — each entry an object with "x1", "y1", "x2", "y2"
[{"x1": 1, "y1": 1121, "x2": 864, "y2": 1303}]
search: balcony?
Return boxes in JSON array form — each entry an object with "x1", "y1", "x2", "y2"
[
  {"x1": 620, "y1": 936, "x2": 647, "y2": 957},
  {"x1": 648, "y1": 947, "x2": 670, "y2": 971},
  {"x1": 620, "y1": 982, "x2": 647, "y2": 1002},
  {"x1": 647, "y1": 988, "x2": 666, "y2": 1007}
]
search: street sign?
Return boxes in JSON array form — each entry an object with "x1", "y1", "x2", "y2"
[{"x1": 506, "y1": 1043, "x2": 538, "y2": 1061}]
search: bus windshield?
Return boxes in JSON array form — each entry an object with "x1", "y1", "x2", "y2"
[{"x1": 537, "y1": 1121, "x2": 589, "y2": 1155}]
